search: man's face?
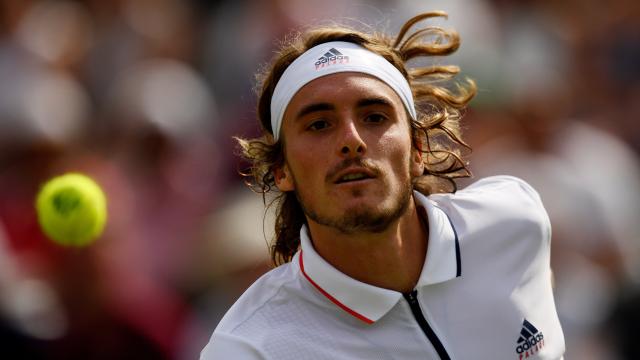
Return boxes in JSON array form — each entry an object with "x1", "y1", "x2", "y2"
[{"x1": 276, "y1": 72, "x2": 423, "y2": 234}]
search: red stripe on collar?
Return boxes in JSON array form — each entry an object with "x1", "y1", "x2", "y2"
[{"x1": 299, "y1": 251, "x2": 374, "y2": 324}]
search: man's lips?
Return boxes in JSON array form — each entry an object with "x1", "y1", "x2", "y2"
[
  {"x1": 332, "y1": 166, "x2": 377, "y2": 184},
  {"x1": 326, "y1": 158, "x2": 380, "y2": 185},
  {"x1": 327, "y1": 158, "x2": 380, "y2": 184}
]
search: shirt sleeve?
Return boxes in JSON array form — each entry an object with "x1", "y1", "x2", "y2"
[
  {"x1": 509, "y1": 175, "x2": 552, "y2": 245},
  {"x1": 200, "y1": 332, "x2": 267, "y2": 360}
]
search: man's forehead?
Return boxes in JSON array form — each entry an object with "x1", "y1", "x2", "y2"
[{"x1": 289, "y1": 72, "x2": 402, "y2": 108}]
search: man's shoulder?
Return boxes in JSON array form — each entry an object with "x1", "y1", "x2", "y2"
[
  {"x1": 456, "y1": 175, "x2": 543, "y2": 203},
  {"x1": 202, "y1": 257, "x2": 331, "y2": 359},
  {"x1": 431, "y1": 175, "x2": 547, "y2": 222},
  {"x1": 214, "y1": 262, "x2": 298, "y2": 334},
  {"x1": 428, "y1": 175, "x2": 551, "y2": 248}
]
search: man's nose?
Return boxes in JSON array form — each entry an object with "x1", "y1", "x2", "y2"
[{"x1": 338, "y1": 120, "x2": 367, "y2": 157}]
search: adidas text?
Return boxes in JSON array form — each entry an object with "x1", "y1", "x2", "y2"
[
  {"x1": 315, "y1": 48, "x2": 349, "y2": 69},
  {"x1": 516, "y1": 333, "x2": 544, "y2": 354}
]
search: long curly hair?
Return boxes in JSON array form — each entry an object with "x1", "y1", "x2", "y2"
[{"x1": 236, "y1": 12, "x2": 476, "y2": 266}]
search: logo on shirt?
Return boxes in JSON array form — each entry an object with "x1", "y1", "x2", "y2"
[
  {"x1": 515, "y1": 319, "x2": 545, "y2": 359},
  {"x1": 315, "y1": 48, "x2": 349, "y2": 70}
]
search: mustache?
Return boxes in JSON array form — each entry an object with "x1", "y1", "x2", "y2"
[{"x1": 326, "y1": 158, "x2": 381, "y2": 182}]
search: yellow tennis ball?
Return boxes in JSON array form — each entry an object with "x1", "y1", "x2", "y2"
[{"x1": 35, "y1": 173, "x2": 107, "y2": 247}]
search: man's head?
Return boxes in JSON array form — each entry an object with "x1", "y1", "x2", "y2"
[
  {"x1": 275, "y1": 72, "x2": 423, "y2": 235},
  {"x1": 237, "y1": 12, "x2": 476, "y2": 265}
]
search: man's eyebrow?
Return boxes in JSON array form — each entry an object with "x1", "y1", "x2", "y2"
[
  {"x1": 294, "y1": 97, "x2": 393, "y2": 120},
  {"x1": 295, "y1": 103, "x2": 335, "y2": 120},
  {"x1": 356, "y1": 97, "x2": 394, "y2": 108}
]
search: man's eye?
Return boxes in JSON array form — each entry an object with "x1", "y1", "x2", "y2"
[
  {"x1": 365, "y1": 113, "x2": 387, "y2": 123},
  {"x1": 307, "y1": 120, "x2": 330, "y2": 131}
]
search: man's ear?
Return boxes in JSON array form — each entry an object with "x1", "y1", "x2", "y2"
[
  {"x1": 274, "y1": 163, "x2": 294, "y2": 191},
  {"x1": 410, "y1": 141, "x2": 425, "y2": 178}
]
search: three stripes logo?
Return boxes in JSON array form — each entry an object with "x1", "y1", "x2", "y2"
[
  {"x1": 314, "y1": 48, "x2": 349, "y2": 70},
  {"x1": 515, "y1": 319, "x2": 545, "y2": 359}
]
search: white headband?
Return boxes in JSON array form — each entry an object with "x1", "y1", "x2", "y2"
[{"x1": 270, "y1": 41, "x2": 417, "y2": 141}]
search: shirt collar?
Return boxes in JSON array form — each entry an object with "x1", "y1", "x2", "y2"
[
  {"x1": 296, "y1": 190, "x2": 461, "y2": 324},
  {"x1": 414, "y1": 191, "x2": 461, "y2": 286}
]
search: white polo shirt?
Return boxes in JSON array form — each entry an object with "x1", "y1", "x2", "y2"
[{"x1": 201, "y1": 176, "x2": 565, "y2": 359}]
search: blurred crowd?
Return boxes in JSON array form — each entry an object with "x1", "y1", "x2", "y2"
[{"x1": 0, "y1": 0, "x2": 638, "y2": 359}]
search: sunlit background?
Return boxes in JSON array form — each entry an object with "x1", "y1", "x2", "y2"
[{"x1": 0, "y1": 0, "x2": 638, "y2": 358}]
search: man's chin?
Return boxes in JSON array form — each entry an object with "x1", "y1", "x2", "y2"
[
  {"x1": 328, "y1": 206, "x2": 396, "y2": 234},
  {"x1": 344, "y1": 215, "x2": 392, "y2": 234},
  {"x1": 300, "y1": 187, "x2": 413, "y2": 234}
]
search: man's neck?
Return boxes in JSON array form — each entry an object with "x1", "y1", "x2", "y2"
[{"x1": 307, "y1": 197, "x2": 428, "y2": 293}]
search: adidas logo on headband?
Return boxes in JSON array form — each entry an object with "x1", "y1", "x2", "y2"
[{"x1": 315, "y1": 48, "x2": 350, "y2": 70}]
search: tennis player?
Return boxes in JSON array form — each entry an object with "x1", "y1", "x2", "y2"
[{"x1": 201, "y1": 12, "x2": 565, "y2": 360}]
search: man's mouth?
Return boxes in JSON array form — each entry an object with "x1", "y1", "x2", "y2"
[
  {"x1": 328, "y1": 159, "x2": 379, "y2": 185},
  {"x1": 334, "y1": 170, "x2": 375, "y2": 184}
]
